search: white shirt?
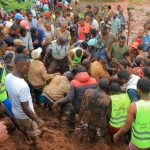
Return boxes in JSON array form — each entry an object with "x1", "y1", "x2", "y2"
[
  {"x1": 5, "y1": 73, "x2": 35, "y2": 119},
  {"x1": 91, "y1": 18, "x2": 99, "y2": 30},
  {"x1": 126, "y1": 74, "x2": 140, "y2": 91},
  {"x1": 31, "y1": 9, "x2": 37, "y2": 17},
  {"x1": 49, "y1": 41, "x2": 69, "y2": 60}
]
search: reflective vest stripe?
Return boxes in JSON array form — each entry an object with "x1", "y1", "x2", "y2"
[
  {"x1": 133, "y1": 127, "x2": 150, "y2": 135},
  {"x1": 109, "y1": 119, "x2": 125, "y2": 125},
  {"x1": 1, "y1": 83, "x2": 5, "y2": 86},
  {"x1": 131, "y1": 100, "x2": 150, "y2": 148},
  {"x1": 0, "y1": 66, "x2": 7, "y2": 102},
  {"x1": 111, "y1": 115, "x2": 127, "y2": 120},
  {"x1": 133, "y1": 133, "x2": 150, "y2": 141},
  {"x1": 0, "y1": 88, "x2": 6, "y2": 94}
]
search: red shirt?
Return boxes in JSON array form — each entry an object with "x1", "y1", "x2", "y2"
[{"x1": 78, "y1": 25, "x2": 85, "y2": 41}]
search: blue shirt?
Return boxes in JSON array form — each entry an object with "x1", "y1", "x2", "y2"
[
  {"x1": 28, "y1": 19, "x2": 39, "y2": 28},
  {"x1": 31, "y1": 28, "x2": 46, "y2": 49},
  {"x1": 111, "y1": 17, "x2": 121, "y2": 34},
  {"x1": 142, "y1": 31, "x2": 150, "y2": 51}
]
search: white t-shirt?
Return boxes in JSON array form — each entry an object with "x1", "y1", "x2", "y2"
[
  {"x1": 126, "y1": 74, "x2": 140, "y2": 91},
  {"x1": 5, "y1": 73, "x2": 35, "y2": 119}
]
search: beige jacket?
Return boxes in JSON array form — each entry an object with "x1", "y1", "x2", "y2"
[
  {"x1": 90, "y1": 61, "x2": 110, "y2": 82},
  {"x1": 43, "y1": 75, "x2": 70, "y2": 101},
  {"x1": 28, "y1": 59, "x2": 55, "y2": 88}
]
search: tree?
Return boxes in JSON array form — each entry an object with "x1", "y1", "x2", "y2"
[{"x1": 0, "y1": 0, "x2": 10, "y2": 8}]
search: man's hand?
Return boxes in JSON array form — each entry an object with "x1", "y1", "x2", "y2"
[
  {"x1": 111, "y1": 58, "x2": 118, "y2": 65},
  {"x1": 105, "y1": 48, "x2": 111, "y2": 59},
  {"x1": 34, "y1": 40, "x2": 38, "y2": 45},
  {"x1": 52, "y1": 101, "x2": 59, "y2": 109},
  {"x1": 0, "y1": 103, "x2": 5, "y2": 113},
  {"x1": 55, "y1": 72, "x2": 61, "y2": 76},
  {"x1": 0, "y1": 121, "x2": 9, "y2": 144},
  {"x1": 113, "y1": 133, "x2": 119, "y2": 143},
  {"x1": 41, "y1": 40, "x2": 46, "y2": 46},
  {"x1": 36, "y1": 118, "x2": 45, "y2": 128}
]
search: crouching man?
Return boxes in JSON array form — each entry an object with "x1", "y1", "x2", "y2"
[{"x1": 39, "y1": 72, "x2": 73, "y2": 115}]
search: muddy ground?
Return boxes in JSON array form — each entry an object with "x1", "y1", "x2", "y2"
[{"x1": 1, "y1": 1, "x2": 150, "y2": 150}]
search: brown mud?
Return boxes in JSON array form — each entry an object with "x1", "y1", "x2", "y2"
[{"x1": 1, "y1": 0, "x2": 150, "y2": 150}]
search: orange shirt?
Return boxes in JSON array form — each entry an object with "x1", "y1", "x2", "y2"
[
  {"x1": 84, "y1": 21, "x2": 91, "y2": 34},
  {"x1": 78, "y1": 25, "x2": 85, "y2": 40}
]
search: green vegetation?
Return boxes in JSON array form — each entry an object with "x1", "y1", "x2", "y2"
[
  {"x1": 0, "y1": 0, "x2": 10, "y2": 8},
  {"x1": 0, "y1": 0, "x2": 32, "y2": 11}
]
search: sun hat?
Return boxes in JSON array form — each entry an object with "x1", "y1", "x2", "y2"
[{"x1": 31, "y1": 47, "x2": 42, "y2": 59}]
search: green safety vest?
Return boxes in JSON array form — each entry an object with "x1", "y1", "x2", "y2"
[
  {"x1": 131, "y1": 100, "x2": 150, "y2": 149},
  {"x1": 72, "y1": 49, "x2": 83, "y2": 64},
  {"x1": 109, "y1": 93, "x2": 131, "y2": 128},
  {"x1": 0, "y1": 63, "x2": 7, "y2": 102}
]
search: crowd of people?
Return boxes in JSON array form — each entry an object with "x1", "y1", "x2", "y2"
[{"x1": 0, "y1": 0, "x2": 150, "y2": 149}]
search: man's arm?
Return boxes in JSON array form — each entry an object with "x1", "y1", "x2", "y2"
[
  {"x1": 20, "y1": 87, "x2": 45, "y2": 128},
  {"x1": 0, "y1": 121, "x2": 9, "y2": 144},
  {"x1": 67, "y1": 52, "x2": 74, "y2": 66},
  {"x1": 111, "y1": 58, "x2": 125, "y2": 70},
  {"x1": 83, "y1": 50, "x2": 92, "y2": 61},
  {"x1": 106, "y1": 97, "x2": 112, "y2": 123},
  {"x1": 113, "y1": 103, "x2": 136, "y2": 142},
  {"x1": 28, "y1": 33, "x2": 34, "y2": 51},
  {"x1": 53, "y1": 85, "x2": 75, "y2": 107},
  {"x1": 106, "y1": 44, "x2": 113, "y2": 59},
  {"x1": 39, "y1": 28, "x2": 46, "y2": 46},
  {"x1": 21, "y1": 101, "x2": 44, "y2": 128}
]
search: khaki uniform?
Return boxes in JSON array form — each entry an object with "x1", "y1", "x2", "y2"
[
  {"x1": 90, "y1": 60, "x2": 110, "y2": 82},
  {"x1": 28, "y1": 59, "x2": 55, "y2": 88},
  {"x1": 43, "y1": 75, "x2": 70, "y2": 101}
]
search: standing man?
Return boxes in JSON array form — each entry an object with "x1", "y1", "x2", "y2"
[
  {"x1": 5, "y1": 24, "x2": 20, "y2": 48},
  {"x1": 27, "y1": 11, "x2": 39, "y2": 29},
  {"x1": 30, "y1": 27, "x2": 46, "y2": 51},
  {"x1": 114, "y1": 78, "x2": 150, "y2": 150},
  {"x1": 117, "y1": 70, "x2": 140, "y2": 102},
  {"x1": 111, "y1": 12, "x2": 121, "y2": 37},
  {"x1": 100, "y1": 25, "x2": 117, "y2": 54},
  {"x1": 14, "y1": 13, "x2": 24, "y2": 25},
  {"x1": 109, "y1": 35, "x2": 129, "y2": 61},
  {"x1": 5, "y1": 54, "x2": 45, "y2": 145},
  {"x1": 0, "y1": 39, "x2": 14, "y2": 118}
]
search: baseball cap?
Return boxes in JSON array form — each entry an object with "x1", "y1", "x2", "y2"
[
  {"x1": 20, "y1": 20, "x2": 30, "y2": 30},
  {"x1": 31, "y1": 47, "x2": 42, "y2": 59},
  {"x1": 130, "y1": 41, "x2": 138, "y2": 49},
  {"x1": 44, "y1": 11, "x2": 51, "y2": 17},
  {"x1": 14, "y1": 13, "x2": 24, "y2": 20}
]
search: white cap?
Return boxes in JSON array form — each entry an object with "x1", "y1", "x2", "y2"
[{"x1": 31, "y1": 47, "x2": 42, "y2": 59}]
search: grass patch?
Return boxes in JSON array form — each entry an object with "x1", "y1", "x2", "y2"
[
  {"x1": 146, "y1": 12, "x2": 150, "y2": 16},
  {"x1": 127, "y1": 6, "x2": 136, "y2": 10},
  {"x1": 5, "y1": 0, "x2": 32, "y2": 11},
  {"x1": 129, "y1": 0, "x2": 146, "y2": 2}
]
